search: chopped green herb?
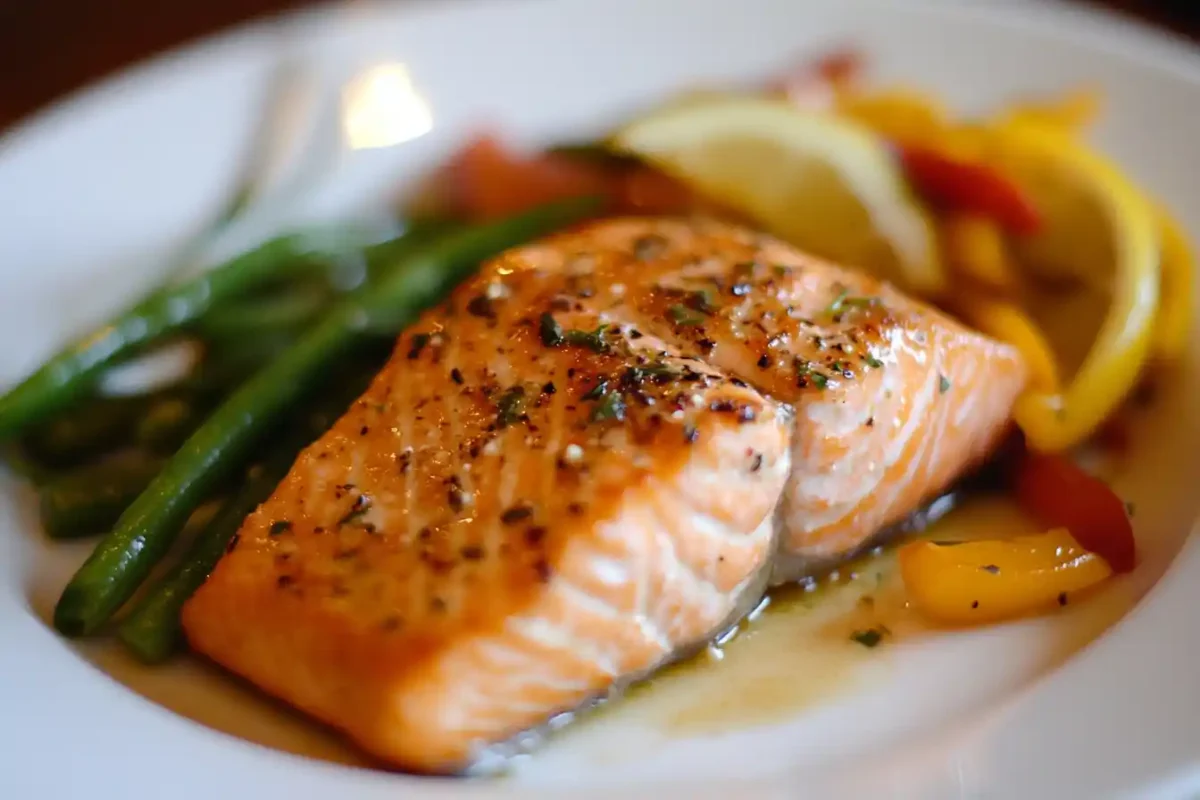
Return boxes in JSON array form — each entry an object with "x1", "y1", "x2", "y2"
[
  {"x1": 582, "y1": 379, "x2": 609, "y2": 401},
  {"x1": 939, "y1": 374, "x2": 951, "y2": 394},
  {"x1": 591, "y1": 390, "x2": 627, "y2": 422},
  {"x1": 686, "y1": 288, "x2": 719, "y2": 314},
  {"x1": 827, "y1": 291, "x2": 878, "y2": 316},
  {"x1": 773, "y1": 265, "x2": 789, "y2": 277},
  {"x1": 865, "y1": 354, "x2": 884, "y2": 369},
  {"x1": 980, "y1": 564, "x2": 1000, "y2": 575},
  {"x1": 268, "y1": 520, "x2": 292, "y2": 536},
  {"x1": 796, "y1": 361, "x2": 830, "y2": 389},
  {"x1": 539, "y1": 313, "x2": 564, "y2": 346},
  {"x1": 563, "y1": 324, "x2": 610, "y2": 353},
  {"x1": 626, "y1": 362, "x2": 680, "y2": 384},
  {"x1": 850, "y1": 628, "x2": 886, "y2": 648},
  {"x1": 668, "y1": 303, "x2": 706, "y2": 326},
  {"x1": 496, "y1": 386, "x2": 527, "y2": 428}
]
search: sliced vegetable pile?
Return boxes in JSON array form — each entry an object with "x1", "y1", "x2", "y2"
[
  {"x1": 0, "y1": 198, "x2": 600, "y2": 658},
  {"x1": 406, "y1": 50, "x2": 1188, "y2": 627}
]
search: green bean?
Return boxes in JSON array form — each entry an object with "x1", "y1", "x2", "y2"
[
  {"x1": 118, "y1": 371, "x2": 379, "y2": 662},
  {"x1": 116, "y1": 448, "x2": 291, "y2": 660},
  {"x1": 53, "y1": 198, "x2": 600, "y2": 636},
  {"x1": 39, "y1": 454, "x2": 165, "y2": 539},
  {"x1": 21, "y1": 395, "x2": 153, "y2": 468},
  {"x1": 0, "y1": 228, "x2": 381, "y2": 441},
  {"x1": 135, "y1": 396, "x2": 205, "y2": 455},
  {"x1": 192, "y1": 223, "x2": 457, "y2": 348},
  {"x1": 2, "y1": 443, "x2": 57, "y2": 485},
  {"x1": 360, "y1": 219, "x2": 460, "y2": 282},
  {"x1": 193, "y1": 282, "x2": 333, "y2": 343}
]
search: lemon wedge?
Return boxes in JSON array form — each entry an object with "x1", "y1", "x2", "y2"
[
  {"x1": 988, "y1": 122, "x2": 1160, "y2": 452},
  {"x1": 1148, "y1": 201, "x2": 1194, "y2": 362},
  {"x1": 611, "y1": 97, "x2": 945, "y2": 296}
]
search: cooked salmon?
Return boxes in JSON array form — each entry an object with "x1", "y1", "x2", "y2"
[
  {"x1": 539, "y1": 219, "x2": 1028, "y2": 579},
  {"x1": 183, "y1": 216, "x2": 1025, "y2": 773},
  {"x1": 182, "y1": 228, "x2": 794, "y2": 773}
]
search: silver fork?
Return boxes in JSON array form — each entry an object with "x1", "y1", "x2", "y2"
[{"x1": 155, "y1": 47, "x2": 318, "y2": 286}]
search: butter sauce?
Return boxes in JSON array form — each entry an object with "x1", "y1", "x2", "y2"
[{"x1": 552, "y1": 493, "x2": 1043, "y2": 738}]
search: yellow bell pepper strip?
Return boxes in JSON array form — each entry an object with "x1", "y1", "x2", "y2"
[
  {"x1": 999, "y1": 125, "x2": 1161, "y2": 453},
  {"x1": 899, "y1": 528, "x2": 1113, "y2": 626},
  {"x1": 998, "y1": 86, "x2": 1103, "y2": 134},
  {"x1": 940, "y1": 214, "x2": 1019, "y2": 293},
  {"x1": 1150, "y1": 201, "x2": 1195, "y2": 362},
  {"x1": 1014, "y1": 451, "x2": 1136, "y2": 573},
  {"x1": 836, "y1": 86, "x2": 951, "y2": 148},
  {"x1": 951, "y1": 293, "x2": 1061, "y2": 394}
]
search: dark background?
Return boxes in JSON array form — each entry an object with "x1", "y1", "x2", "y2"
[{"x1": 0, "y1": 0, "x2": 1197, "y2": 135}]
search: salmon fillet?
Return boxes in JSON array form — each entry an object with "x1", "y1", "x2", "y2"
[
  {"x1": 489, "y1": 218, "x2": 1026, "y2": 577},
  {"x1": 183, "y1": 216, "x2": 1026, "y2": 772},
  {"x1": 548, "y1": 219, "x2": 1027, "y2": 578},
  {"x1": 182, "y1": 230, "x2": 793, "y2": 773}
]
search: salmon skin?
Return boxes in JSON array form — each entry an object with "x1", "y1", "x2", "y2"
[{"x1": 183, "y1": 216, "x2": 1025, "y2": 773}]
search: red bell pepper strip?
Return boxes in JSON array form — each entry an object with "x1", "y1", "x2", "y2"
[
  {"x1": 898, "y1": 145, "x2": 1043, "y2": 235},
  {"x1": 442, "y1": 134, "x2": 699, "y2": 221},
  {"x1": 1014, "y1": 452, "x2": 1136, "y2": 573},
  {"x1": 450, "y1": 135, "x2": 616, "y2": 221}
]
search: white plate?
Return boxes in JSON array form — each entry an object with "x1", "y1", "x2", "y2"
[{"x1": 3, "y1": 0, "x2": 1200, "y2": 797}]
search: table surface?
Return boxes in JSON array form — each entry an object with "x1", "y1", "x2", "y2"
[{"x1": 0, "y1": 0, "x2": 1197, "y2": 135}]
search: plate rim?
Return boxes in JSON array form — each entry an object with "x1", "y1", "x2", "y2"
[{"x1": 3, "y1": 0, "x2": 1200, "y2": 797}]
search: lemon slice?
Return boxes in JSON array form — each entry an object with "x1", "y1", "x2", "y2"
[
  {"x1": 987, "y1": 122, "x2": 1160, "y2": 452},
  {"x1": 1148, "y1": 200, "x2": 1194, "y2": 362},
  {"x1": 611, "y1": 97, "x2": 945, "y2": 296}
]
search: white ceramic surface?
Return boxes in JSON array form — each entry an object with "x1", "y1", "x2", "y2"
[{"x1": 3, "y1": 1, "x2": 1200, "y2": 797}]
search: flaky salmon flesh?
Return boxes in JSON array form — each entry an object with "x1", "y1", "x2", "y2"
[{"x1": 183, "y1": 217, "x2": 1026, "y2": 773}]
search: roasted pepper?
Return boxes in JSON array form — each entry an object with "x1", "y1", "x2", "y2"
[
  {"x1": 447, "y1": 135, "x2": 615, "y2": 220},
  {"x1": 998, "y1": 86, "x2": 1102, "y2": 134},
  {"x1": 897, "y1": 144, "x2": 1042, "y2": 235},
  {"x1": 999, "y1": 125, "x2": 1161, "y2": 453},
  {"x1": 836, "y1": 86, "x2": 950, "y2": 147},
  {"x1": 1014, "y1": 451, "x2": 1136, "y2": 573},
  {"x1": 940, "y1": 213, "x2": 1019, "y2": 292},
  {"x1": 899, "y1": 528, "x2": 1113, "y2": 626}
]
